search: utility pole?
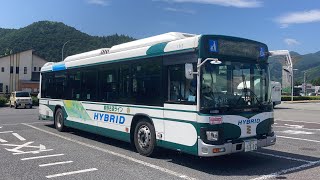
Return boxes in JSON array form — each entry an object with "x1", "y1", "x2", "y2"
[
  {"x1": 304, "y1": 71, "x2": 307, "y2": 96},
  {"x1": 291, "y1": 69, "x2": 298, "y2": 101}
]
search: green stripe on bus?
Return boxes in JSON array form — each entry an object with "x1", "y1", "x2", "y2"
[
  {"x1": 83, "y1": 101, "x2": 197, "y2": 113},
  {"x1": 40, "y1": 99, "x2": 197, "y2": 113},
  {"x1": 146, "y1": 42, "x2": 168, "y2": 55},
  {"x1": 64, "y1": 120, "x2": 130, "y2": 142},
  {"x1": 157, "y1": 140, "x2": 198, "y2": 155},
  {"x1": 197, "y1": 112, "x2": 271, "y2": 119},
  {"x1": 86, "y1": 109, "x2": 133, "y2": 117}
]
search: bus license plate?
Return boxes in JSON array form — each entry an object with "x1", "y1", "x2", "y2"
[{"x1": 244, "y1": 139, "x2": 257, "y2": 152}]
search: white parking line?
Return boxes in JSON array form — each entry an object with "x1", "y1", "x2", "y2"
[
  {"x1": 39, "y1": 161, "x2": 73, "y2": 167},
  {"x1": 12, "y1": 133, "x2": 26, "y2": 141},
  {"x1": 21, "y1": 154, "x2": 64, "y2": 161},
  {"x1": 0, "y1": 138, "x2": 8, "y2": 143},
  {"x1": 277, "y1": 136, "x2": 320, "y2": 143},
  {"x1": 274, "y1": 125, "x2": 320, "y2": 131},
  {"x1": 13, "y1": 149, "x2": 53, "y2": 155},
  {"x1": 46, "y1": 168, "x2": 98, "y2": 178},
  {"x1": 0, "y1": 122, "x2": 51, "y2": 126},
  {"x1": 276, "y1": 130, "x2": 314, "y2": 135},
  {"x1": 23, "y1": 123, "x2": 196, "y2": 180},
  {"x1": 276, "y1": 119, "x2": 320, "y2": 125},
  {"x1": 253, "y1": 152, "x2": 312, "y2": 163},
  {"x1": 0, "y1": 131, "x2": 13, "y2": 134},
  {"x1": 250, "y1": 160, "x2": 320, "y2": 180}
]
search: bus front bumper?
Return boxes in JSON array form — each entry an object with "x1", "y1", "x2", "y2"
[{"x1": 198, "y1": 134, "x2": 276, "y2": 157}]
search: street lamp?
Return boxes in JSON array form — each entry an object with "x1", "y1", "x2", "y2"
[
  {"x1": 303, "y1": 71, "x2": 307, "y2": 96},
  {"x1": 61, "y1": 40, "x2": 71, "y2": 61}
]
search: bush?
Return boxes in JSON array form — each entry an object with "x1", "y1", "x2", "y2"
[
  {"x1": 281, "y1": 96, "x2": 320, "y2": 101},
  {"x1": 32, "y1": 96, "x2": 39, "y2": 106},
  {"x1": 0, "y1": 96, "x2": 8, "y2": 107}
]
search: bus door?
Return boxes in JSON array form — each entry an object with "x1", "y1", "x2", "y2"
[{"x1": 163, "y1": 54, "x2": 198, "y2": 148}]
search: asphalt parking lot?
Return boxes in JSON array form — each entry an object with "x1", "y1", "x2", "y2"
[{"x1": 0, "y1": 103, "x2": 319, "y2": 180}]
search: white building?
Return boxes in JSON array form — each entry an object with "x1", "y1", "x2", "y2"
[{"x1": 0, "y1": 50, "x2": 47, "y2": 94}]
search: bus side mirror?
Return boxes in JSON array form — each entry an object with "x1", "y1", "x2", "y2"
[{"x1": 185, "y1": 63, "x2": 194, "y2": 80}]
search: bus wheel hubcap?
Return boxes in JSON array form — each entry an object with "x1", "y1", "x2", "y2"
[{"x1": 137, "y1": 125, "x2": 151, "y2": 148}]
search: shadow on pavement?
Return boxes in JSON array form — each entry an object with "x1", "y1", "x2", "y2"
[
  {"x1": 274, "y1": 107, "x2": 292, "y2": 110},
  {"x1": 46, "y1": 124, "x2": 134, "y2": 152}
]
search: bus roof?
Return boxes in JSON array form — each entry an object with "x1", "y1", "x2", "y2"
[
  {"x1": 41, "y1": 32, "x2": 267, "y2": 72},
  {"x1": 42, "y1": 32, "x2": 200, "y2": 72}
]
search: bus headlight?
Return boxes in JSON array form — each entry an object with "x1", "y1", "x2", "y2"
[{"x1": 206, "y1": 131, "x2": 219, "y2": 141}]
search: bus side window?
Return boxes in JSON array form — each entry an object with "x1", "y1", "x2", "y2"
[
  {"x1": 167, "y1": 65, "x2": 196, "y2": 104},
  {"x1": 67, "y1": 71, "x2": 81, "y2": 100},
  {"x1": 54, "y1": 72, "x2": 67, "y2": 99},
  {"x1": 81, "y1": 70, "x2": 98, "y2": 101},
  {"x1": 99, "y1": 67, "x2": 119, "y2": 103}
]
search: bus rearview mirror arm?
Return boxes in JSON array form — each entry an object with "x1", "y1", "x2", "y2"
[{"x1": 185, "y1": 58, "x2": 220, "y2": 79}]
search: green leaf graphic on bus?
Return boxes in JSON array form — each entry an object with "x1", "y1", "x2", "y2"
[{"x1": 63, "y1": 100, "x2": 91, "y2": 120}]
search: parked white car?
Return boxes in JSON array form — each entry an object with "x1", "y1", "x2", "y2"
[{"x1": 9, "y1": 91, "x2": 33, "y2": 109}]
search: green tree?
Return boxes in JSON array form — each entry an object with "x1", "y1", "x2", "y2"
[
  {"x1": 311, "y1": 77, "x2": 320, "y2": 86},
  {"x1": 0, "y1": 21, "x2": 135, "y2": 62}
]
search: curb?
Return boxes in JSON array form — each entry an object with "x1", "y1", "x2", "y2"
[{"x1": 283, "y1": 100, "x2": 320, "y2": 104}]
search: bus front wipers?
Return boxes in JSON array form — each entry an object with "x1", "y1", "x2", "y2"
[{"x1": 234, "y1": 73, "x2": 263, "y2": 108}]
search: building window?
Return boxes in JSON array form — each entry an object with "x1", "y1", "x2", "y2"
[
  {"x1": 0, "y1": 83, "x2": 3, "y2": 92},
  {"x1": 16, "y1": 67, "x2": 19, "y2": 74},
  {"x1": 10, "y1": 66, "x2": 13, "y2": 74},
  {"x1": 39, "y1": 67, "x2": 41, "y2": 71},
  {"x1": 1, "y1": 67, "x2": 4, "y2": 72},
  {"x1": 34, "y1": 67, "x2": 37, "y2": 72},
  {"x1": 24, "y1": 67, "x2": 27, "y2": 74}
]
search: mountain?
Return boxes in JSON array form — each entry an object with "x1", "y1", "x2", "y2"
[
  {"x1": 269, "y1": 51, "x2": 320, "y2": 85},
  {"x1": 0, "y1": 21, "x2": 135, "y2": 62},
  {"x1": 1, "y1": 21, "x2": 319, "y2": 84}
]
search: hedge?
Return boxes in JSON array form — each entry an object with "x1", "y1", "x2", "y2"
[
  {"x1": 0, "y1": 96, "x2": 8, "y2": 107},
  {"x1": 281, "y1": 96, "x2": 320, "y2": 101},
  {"x1": 32, "y1": 96, "x2": 39, "y2": 106}
]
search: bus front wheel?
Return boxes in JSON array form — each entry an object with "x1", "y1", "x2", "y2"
[
  {"x1": 134, "y1": 120, "x2": 156, "y2": 157},
  {"x1": 55, "y1": 108, "x2": 65, "y2": 132}
]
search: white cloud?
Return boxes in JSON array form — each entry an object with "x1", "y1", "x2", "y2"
[
  {"x1": 155, "y1": 0, "x2": 262, "y2": 8},
  {"x1": 87, "y1": 0, "x2": 109, "y2": 6},
  {"x1": 276, "y1": 9, "x2": 320, "y2": 28},
  {"x1": 164, "y1": 7, "x2": 196, "y2": 14},
  {"x1": 284, "y1": 38, "x2": 300, "y2": 46}
]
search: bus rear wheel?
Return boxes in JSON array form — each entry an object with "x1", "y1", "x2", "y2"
[
  {"x1": 134, "y1": 120, "x2": 156, "y2": 157},
  {"x1": 55, "y1": 108, "x2": 65, "y2": 132}
]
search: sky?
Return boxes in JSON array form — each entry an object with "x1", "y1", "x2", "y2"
[{"x1": 0, "y1": 0, "x2": 319, "y2": 54}]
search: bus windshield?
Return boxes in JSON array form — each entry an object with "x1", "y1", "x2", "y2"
[{"x1": 201, "y1": 61, "x2": 271, "y2": 112}]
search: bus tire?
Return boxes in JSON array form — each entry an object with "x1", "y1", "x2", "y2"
[
  {"x1": 54, "y1": 108, "x2": 65, "y2": 132},
  {"x1": 134, "y1": 120, "x2": 156, "y2": 157}
]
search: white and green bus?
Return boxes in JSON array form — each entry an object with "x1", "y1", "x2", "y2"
[{"x1": 39, "y1": 32, "x2": 275, "y2": 157}]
